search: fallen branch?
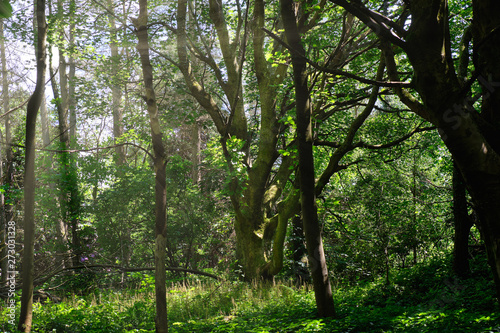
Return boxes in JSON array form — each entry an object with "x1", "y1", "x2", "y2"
[
  {"x1": 33, "y1": 264, "x2": 221, "y2": 286},
  {"x1": 0, "y1": 264, "x2": 221, "y2": 297}
]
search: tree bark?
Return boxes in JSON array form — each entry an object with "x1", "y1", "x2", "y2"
[
  {"x1": 18, "y1": 0, "x2": 46, "y2": 330},
  {"x1": 281, "y1": 0, "x2": 335, "y2": 318},
  {"x1": 39, "y1": 86, "x2": 50, "y2": 147},
  {"x1": 134, "y1": 0, "x2": 168, "y2": 331}
]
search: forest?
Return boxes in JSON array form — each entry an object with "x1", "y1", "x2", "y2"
[{"x1": 0, "y1": 0, "x2": 500, "y2": 331}]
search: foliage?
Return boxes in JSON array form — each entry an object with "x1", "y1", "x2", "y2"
[
  {"x1": 0, "y1": 0, "x2": 11, "y2": 18},
  {"x1": 317, "y1": 128, "x2": 453, "y2": 284},
  {"x1": 1, "y1": 256, "x2": 498, "y2": 332}
]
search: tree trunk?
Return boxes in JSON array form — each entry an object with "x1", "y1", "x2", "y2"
[
  {"x1": 134, "y1": 0, "x2": 168, "y2": 331},
  {"x1": 18, "y1": 0, "x2": 46, "y2": 329},
  {"x1": 49, "y1": 60, "x2": 81, "y2": 268},
  {"x1": 49, "y1": 0, "x2": 82, "y2": 268},
  {"x1": 107, "y1": 0, "x2": 125, "y2": 167},
  {"x1": 290, "y1": 215, "x2": 310, "y2": 284},
  {"x1": 39, "y1": 86, "x2": 50, "y2": 147},
  {"x1": 452, "y1": 160, "x2": 473, "y2": 277},
  {"x1": 281, "y1": 0, "x2": 335, "y2": 318},
  {"x1": 107, "y1": 0, "x2": 128, "y2": 284},
  {"x1": 233, "y1": 213, "x2": 266, "y2": 280},
  {"x1": 466, "y1": 0, "x2": 500, "y2": 300},
  {"x1": 68, "y1": 0, "x2": 76, "y2": 141}
]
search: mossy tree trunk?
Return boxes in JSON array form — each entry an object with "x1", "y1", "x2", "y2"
[
  {"x1": 48, "y1": 0, "x2": 82, "y2": 269},
  {"x1": 176, "y1": 0, "x2": 304, "y2": 281}
]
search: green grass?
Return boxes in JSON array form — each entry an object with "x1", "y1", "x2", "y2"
[{"x1": 1, "y1": 257, "x2": 500, "y2": 332}]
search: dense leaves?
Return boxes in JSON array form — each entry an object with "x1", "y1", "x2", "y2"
[{"x1": 1, "y1": 256, "x2": 498, "y2": 332}]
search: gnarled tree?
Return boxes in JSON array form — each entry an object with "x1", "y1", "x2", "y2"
[{"x1": 329, "y1": 0, "x2": 500, "y2": 301}]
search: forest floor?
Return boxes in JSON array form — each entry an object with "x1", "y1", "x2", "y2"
[{"x1": 1, "y1": 255, "x2": 500, "y2": 332}]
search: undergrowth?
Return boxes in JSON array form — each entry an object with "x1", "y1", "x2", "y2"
[{"x1": 1, "y1": 256, "x2": 499, "y2": 332}]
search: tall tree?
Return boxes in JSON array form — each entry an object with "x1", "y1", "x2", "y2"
[
  {"x1": 67, "y1": 0, "x2": 76, "y2": 140},
  {"x1": 48, "y1": 0, "x2": 82, "y2": 268},
  {"x1": 280, "y1": 0, "x2": 335, "y2": 317},
  {"x1": 328, "y1": 0, "x2": 500, "y2": 300},
  {"x1": 175, "y1": 0, "x2": 336, "y2": 280},
  {"x1": 133, "y1": 0, "x2": 168, "y2": 330},
  {"x1": 107, "y1": 0, "x2": 126, "y2": 167},
  {"x1": 18, "y1": 0, "x2": 47, "y2": 329}
]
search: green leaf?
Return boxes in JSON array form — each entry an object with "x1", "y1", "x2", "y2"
[{"x1": 0, "y1": 0, "x2": 12, "y2": 18}]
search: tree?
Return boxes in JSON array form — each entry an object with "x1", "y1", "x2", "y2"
[
  {"x1": 329, "y1": 0, "x2": 500, "y2": 300},
  {"x1": 47, "y1": 0, "x2": 82, "y2": 269},
  {"x1": 174, "y1": 0, "x2": 383, "y2": 281},
  {"x1": 18, "y1": 0, "x2": 46, "y2": 329},
  {"x1": 133, "y1": 0, "x2": 168, "y2": 330},
  {"x1": 175, "y1": 0, "x2": 290, "y2": 280},
  {"x1": 280, "y1": 0, "x2": 335, "y2": 317},
  {"x1": 106, "y1": 0, "x2": 126, "y2": 168}
]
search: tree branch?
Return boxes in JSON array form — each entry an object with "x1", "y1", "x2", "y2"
[
  {"x1": 0, "y1": 98, "x2": 29, "y2": 119},
  {"x1": 354, "y1": 125, "x2": 436, "y2": 150},
  {"x1": 33, "y1": 264, "x2": 222, "y2": 282},
  {"x1": 262, "y1": 27, "x2": 410, "y2": 88},
  {"x1": 328, "y1": 0, "x2": 407, "y2": 49},
  {"x1": 4, "y1": 142, "x2": 154, "y2": 160}
]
